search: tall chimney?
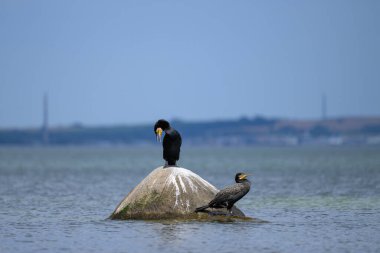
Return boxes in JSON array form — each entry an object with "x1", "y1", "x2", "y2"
[
  {"x1": 321, "y1": 93, "x2": 327, "y2": 121},
  {"x1": 42, "y1": 93, "x2": 49, "y2": 144}
]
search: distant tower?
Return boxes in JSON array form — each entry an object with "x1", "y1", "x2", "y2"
[
  {"x1": 42, "y1": 93, "x2": 49, "y2": 144},
  {"x1": 321, "y1": 93, "x2": 327, "y2": 121}
]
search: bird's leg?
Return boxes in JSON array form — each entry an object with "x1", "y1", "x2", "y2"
[
  {"x1": 164, "y1": 160, "x2": 177, "y2": 168},
  {"x1": 226, "y1": 204, "x2": 234, "y2": 216}
]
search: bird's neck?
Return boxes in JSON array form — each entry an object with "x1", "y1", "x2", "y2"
[
  {"x1": 163, "y1": 127, "x2": 172, "y2": 132},
  {"x1": 239, "y1": 179, "x2": 251, "y2": 186}
]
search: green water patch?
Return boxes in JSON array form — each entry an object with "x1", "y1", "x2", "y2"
[{"x1": 250, "y1": 196, "x2": 380, "y2": 210}]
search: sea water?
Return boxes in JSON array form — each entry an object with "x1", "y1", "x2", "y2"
[{"x1": 0, "y1": 146, "x2": 379, "y2": 253}]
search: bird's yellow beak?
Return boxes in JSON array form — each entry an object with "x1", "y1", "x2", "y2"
[
  {"x1": 239, "y1": 173, "x2": 250, "y2": 180},
  {"x1": 156, "y1": 128, "x2": 163, "y2": 142}
]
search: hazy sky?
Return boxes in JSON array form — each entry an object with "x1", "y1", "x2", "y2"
[{"x1": 0, "y1": 0, "x2": 379, "y2": 128}]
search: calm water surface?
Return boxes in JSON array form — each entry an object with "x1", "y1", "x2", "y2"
[{"x1": 0, "y1": 146, "x2": 379, "y2": 253}]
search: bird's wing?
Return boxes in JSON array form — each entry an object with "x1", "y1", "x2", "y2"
[
  {"x1": 209, "y1": 183, "x2": 247, "y2": 206},
  {"x1": 228, "y1": 184, "x2": 250, "y2": 204}
]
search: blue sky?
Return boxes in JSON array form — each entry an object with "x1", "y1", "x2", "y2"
[{"x1": 0, "y1": 0, "x2": 379, "y2": 127}]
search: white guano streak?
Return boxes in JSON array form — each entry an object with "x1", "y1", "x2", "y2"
[{"x1": 165, "y1": 167, "x2": 218, "y2": 207}]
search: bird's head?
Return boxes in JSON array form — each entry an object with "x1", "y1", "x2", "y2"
[
  {"x1": 235, "y1": 172, "x2": 250, "y2": 183},
  {"x1": 154, "y1": 119, "x2": 170, "y2": 143}
]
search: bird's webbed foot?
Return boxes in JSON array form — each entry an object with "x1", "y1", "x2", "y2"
[{"x1": 226, "y1": 208, "x2": 234, "y2": 217}]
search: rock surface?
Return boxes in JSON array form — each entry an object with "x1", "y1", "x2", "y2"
[{"x1": 110, "y1": 166, "x2": 245, "y2": 219}]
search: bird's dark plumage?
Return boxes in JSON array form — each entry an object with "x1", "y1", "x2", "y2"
[
  {"x1": 195, "y1": 172, "x2": 251, "y2": 214},
  {"x1": 154, "y1": 119, "x2": 182, "y2": 166}
]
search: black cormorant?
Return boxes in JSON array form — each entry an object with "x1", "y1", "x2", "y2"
[
  {"x1": 154, "y1": 119, "x2": 182, "y2": 167},
  {"x1": 195, "y1": 172, "x2": 251, "y2": 215}
]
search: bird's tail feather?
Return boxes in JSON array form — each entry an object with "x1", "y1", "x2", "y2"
[{"x1": 195, "y1": 205, "x2": 209, "y2": 213}]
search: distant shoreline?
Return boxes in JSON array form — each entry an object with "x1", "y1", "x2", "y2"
[{"x1": 1, "y1": 116, "x2": 379, "y2": 146}]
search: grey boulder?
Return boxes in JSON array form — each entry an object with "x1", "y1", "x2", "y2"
[{"x1": 110, "y1": 166, "x2": 245, "y2": 220}]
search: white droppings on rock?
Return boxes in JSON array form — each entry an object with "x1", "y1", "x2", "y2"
[
  {"x1": 163, "y1": 167, "x2": 219, "y2": 207},
  {"x1": 184, "y1": 176, "x2": 198, "y2": 192},
  {"x1": 165, "y1": 172, "x2": 181, "y2": 206},
  {"x1": 168, "y1": 167, "x2": 218, "y2": 192},
  {"x1": 177, "y1": 175, "x2": 187, "y2": 193}
]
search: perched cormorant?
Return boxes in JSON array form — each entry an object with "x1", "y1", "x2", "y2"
[
  {"x1": 195, "y1": 172, "x2": 251, "y2": 215},
  {"x1": 154, "y1": 119, "x2": 182, "y2": 167}
]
